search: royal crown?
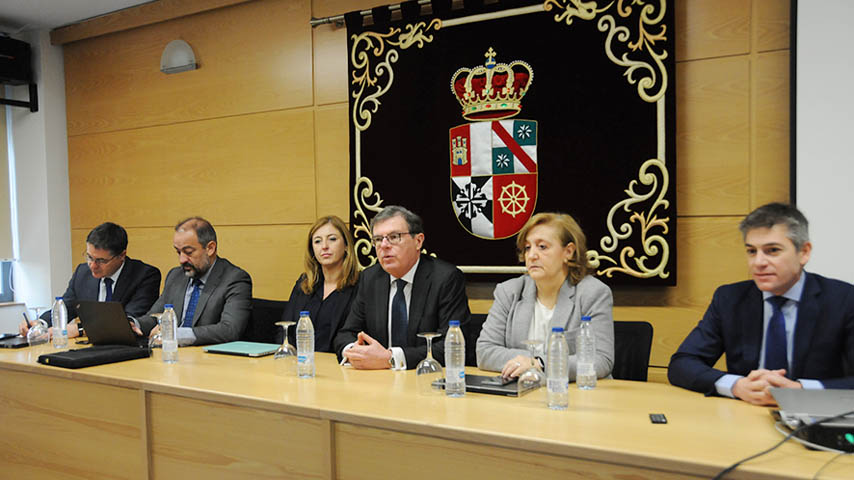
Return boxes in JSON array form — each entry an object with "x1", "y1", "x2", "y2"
[{"x1": 450, "y1": 47, "x2": 534, "y2": 122}]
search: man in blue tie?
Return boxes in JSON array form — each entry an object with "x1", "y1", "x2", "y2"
[
  {"x1": 137, "y1": 217, "x2": 252, "y2": 346},
  {"x1": 20, "y1": 222, "x2": 160, "y2": 338},
  {"x1": 669, "y1": 203, "x2": 854, "y2": 405},
  {"x1": 333, "y1": 205, "x2": 471, "y2": 370}
]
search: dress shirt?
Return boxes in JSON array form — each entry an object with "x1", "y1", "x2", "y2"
[
  {"x1": 528, "y1": 299, "x2": 554, "y2": 357},
  {"x1": 715, "y1": 272, "x2": 823, "y2": 396},
  {"x1": 176, "y1": 258, "x2": 216, "y2": 346},
  {"x1": 98, "y1": 260, "x2": 125, "y2": 301}
]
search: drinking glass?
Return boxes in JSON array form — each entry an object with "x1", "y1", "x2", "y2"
[
  {"x1": 148, "y1": 313, "x2": 164, "y2": 352},
  {"x1": 273, "y1": 321, "x2": 297, "y2": 376},
  {"x1": 26, "y1": 307, "x2": 50, "y2": 346},
  {"x1": 517, "y1": 339, "x2": 544, "y2": 394},
  {"x1": 415, "y1": 332, "x2": 443, "y2": 395}
]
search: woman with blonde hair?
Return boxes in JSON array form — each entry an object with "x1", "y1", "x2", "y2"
[
  {"x1": 476, "y1": 212, "x2": 614, "y2": 380},
  {"x1": 276, "y1": 215, "x2": 359, "y2": 352}
]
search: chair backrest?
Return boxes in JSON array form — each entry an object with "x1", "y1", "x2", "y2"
[
  {"x1": 612, "y1": 320, "x2": 654, "y2": 381},
  {"x1": 464, "y1": 313, "x2": 488, "y2": 366},
  {"x1": 242, "y1": 298, "x2": 287, "y2": 343}
]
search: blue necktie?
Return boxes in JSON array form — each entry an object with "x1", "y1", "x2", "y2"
[
  {"x1": 391, "y1": 279, "x2": 408, "y2": 347},
  {"x1": 182, "y1": 279, "x2": 202, "y2": 328},
  {"x1": 764, "y1": 296, "x2": 788, "y2": 371},
  {"x1": 104, "y1": 278, "x2": 113, "y2": 302}
]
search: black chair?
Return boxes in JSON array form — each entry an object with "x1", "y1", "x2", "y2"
[
  {"x1": 464, "y1": 313, "x2": 488, "y2": 366},
  {"x1": 611, "y1": 320, "x2": 654, "y2": 381},
  {"x1": 241, "y1": 298, "x2": 287, "y2": 344}
]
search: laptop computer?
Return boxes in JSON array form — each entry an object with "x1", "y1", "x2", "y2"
[
  {"x1": 771, "y1": 387, "x2": 854, "y2": 426},
  {"x1": 76, "y1": 300, "x2": 147, "y2": 348},
  {"x1": 0, "y1": 303, "x2": 31, "y2": 348},
  {"x1": 203, "y1": 341, "x2": 280, "y2": 357},
  {"x1": 432, "y1": 374, "x2": 538, "y2": 397}
]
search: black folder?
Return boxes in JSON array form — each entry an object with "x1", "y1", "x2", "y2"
[{"x1": 37, "y1": 345, "x2": 150, "y2": 369}]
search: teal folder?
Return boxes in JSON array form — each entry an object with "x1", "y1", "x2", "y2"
[{"x1": 203, "y1": 341, "x2": 280, "y2": 357}]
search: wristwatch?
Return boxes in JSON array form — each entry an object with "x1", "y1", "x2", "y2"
[{"x1": 534, "y1": 356, "x2": 545, "y2": 369}]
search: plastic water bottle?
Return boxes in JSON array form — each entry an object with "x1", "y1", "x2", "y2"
[
  {"x1": 51, "y1": 297, "x2": 68, "y2": 349},
  {"x1": 444, "y1": 320, "x2": 466, "y2": 397},
  {"x1": 546, "y1": 327, "x2": 569, "y2": 410},
  {"x1": 161, "y1": 304, "x2": 178, "y2": 364},
  {"x1": 296, "y1": 311, "x2": 315, "y2": 378},
  {"x1": 576, "y1": 315, "x2": 597, "y2": 389}
]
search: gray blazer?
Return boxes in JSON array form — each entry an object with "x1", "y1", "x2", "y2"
[
  {"x1": 139, "y1": 257, "x2": 252, "y2": 345},
  {"x1": 476, "y1": 274, "x2": 614, "y2": 380}
]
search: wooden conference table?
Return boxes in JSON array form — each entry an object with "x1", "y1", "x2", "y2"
[{"x1": 0, "y1": 344, "x2": 851, "y2": 480}]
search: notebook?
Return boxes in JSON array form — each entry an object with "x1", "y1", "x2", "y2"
[
  {"x1": 203, "y1": 341, "x2": 280, "y2": 357},
  {"x1": 76, "y1": 300, "x2": 147, "y2": 347},
  {"x1": 432, "y1": 374, "x2": 538, "y2": 397}
]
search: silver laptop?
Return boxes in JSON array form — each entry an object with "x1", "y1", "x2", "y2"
[
  {"x1": 0, "y1": 303, "x2": 28, "y2": 334},
  {"x1": 770, "y1": 387, "x2": 854, "y2": 428}
]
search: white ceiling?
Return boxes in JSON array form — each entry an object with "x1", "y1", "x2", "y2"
[{"x1": 0, "y1": 0, "x2": 153, "y2": 33}]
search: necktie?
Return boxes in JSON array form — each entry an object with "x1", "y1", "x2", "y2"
[
  {"x1": 104, "y1": 278, "x2": 114, "y2": 302},
  {"x1": 391, "y1": 279, "x2": 408, "y2": 347},
  {"x1": 182, "y1": 279, "x2": 203, "y2": 328},
  {"x1": 764, "y1": 296, "x2": 788, "y2": 371}
]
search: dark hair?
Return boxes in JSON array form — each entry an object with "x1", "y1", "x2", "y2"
[
  {"x1": 301, "y1": 216, "x2": 359, "y2": 294},
  {"x1": 370, "y1": 205, "x2": 424, "y2": 235},
  {"x1": 86, "y1": 222, "x2": 128, "y2": 256},
  {"x1": 738, "y1": 203, "x2": 809, "y2": 250},
  {"x1": 516, "y1": 212, "x2": 591, "y2": 285},
  {"x1": 175, "y1": 216, "x2": 217, "y2": 248}
]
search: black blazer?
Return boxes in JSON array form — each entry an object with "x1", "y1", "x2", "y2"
[
  {"x1": 333, "y1": 254, "x2": 471, "y2": 368},
  {"x1": 42, "y1": 257, "x2": 161, "y2": 324},
  {"x1": 275, "y1": 273, "x2": 357, "y2": 353},
  {"x1": 668, "y1": 272, "x2": 854, "y2": 394}
]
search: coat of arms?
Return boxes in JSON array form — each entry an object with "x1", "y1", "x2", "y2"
[{"x1": 449, "y1": 48, "x2": 536, "y2": 239}]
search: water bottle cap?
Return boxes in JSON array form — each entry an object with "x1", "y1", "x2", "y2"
[
  {"x1": 165, "y1": 304, "x2": 174, "y2": 308},
  {"x1": 551, "y1": 327, "x2": 564, "y2": 332},
  {"x1": 55, "y1": 296, "x2": 62, "y2": 300},
  {"x1": 448, "y1": 320, "x2": 460, "y2": 327},
  {"x1": 300, "y1": 310, "x2": 310, "y2": 316},
  {"x1": 581, "y1": 315, "x2": 592, "y2": 322}
]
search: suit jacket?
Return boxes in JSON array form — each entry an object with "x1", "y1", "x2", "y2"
[
  {"x1": 42, "y1": 257, "x2": 161, "y2": 325},
  {"x1": 668, "y1": 272, "x2": 854, "y2": 394},
  {"x1": 476, "y1": 274, "x2": 614, "y2": 380},
  {"x1": 139, "y1": 257, "x2": 252, "y2": 346},
  {"x1": 274, "y1": 273, "x2": 357, "y2": 353},
  {"x1": 332, "y1": 254, "x2": 471, "y2": 369}
]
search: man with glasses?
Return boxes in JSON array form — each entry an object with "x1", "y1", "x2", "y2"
[
  {"x1": 19, "y1": 222, "x2": 161, "y2": 338},
  {"x1": 135, "y1": 217, "x2": 252, "y2": 346},
  {"x1": 333, "y1": 205, "x2": 471, "y2": 370}
]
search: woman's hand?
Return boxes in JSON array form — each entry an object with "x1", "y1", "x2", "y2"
[{"x1": 501, "y1": 355, "x2": 538, "y2": 378}]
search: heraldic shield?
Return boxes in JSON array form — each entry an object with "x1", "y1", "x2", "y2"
[{"x1": 450, "y1": 119, "x2": 537, "y2": 239}]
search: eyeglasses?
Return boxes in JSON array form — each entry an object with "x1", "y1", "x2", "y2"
[
  {"x1": 371, "y1": 232, "x2": 412, "y2": 247},
  {"x1": 84, "y1": 252, "x2": 118, "y2": 266}
]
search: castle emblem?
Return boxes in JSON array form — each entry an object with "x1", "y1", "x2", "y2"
[{"x1": 449, "y1": 48, "x2": 538, "y2": 239}]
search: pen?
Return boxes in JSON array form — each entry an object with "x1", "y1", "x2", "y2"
[{"x1": 22, "y1": 311, "x2": 30, "y2": 335}]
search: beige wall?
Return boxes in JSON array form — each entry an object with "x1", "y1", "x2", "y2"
[{"x1": 62, "y1": 0, "x2": 791, "y2": 382}]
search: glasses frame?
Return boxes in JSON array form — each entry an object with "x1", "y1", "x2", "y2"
[
  {"x1": 83, "y1": 251, "x2": 119, "y2": 266},
  {"x1": 371, "y1": 231, "x2": 412, "y2": 247}
]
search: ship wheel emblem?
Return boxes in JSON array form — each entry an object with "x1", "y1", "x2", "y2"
[{"x1": 497, "y1": 181, "x2": 529, "y2": 218}]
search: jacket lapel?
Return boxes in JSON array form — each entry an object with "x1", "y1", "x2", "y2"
[
  {"x1": 190, "y1": 258, "x2": 223, "y2": 326},
  {"x1": 111, "y1": 258, "x2": 132, "y2": 301},
  {"x1": 791, "y1": 273, "x2": 819, "y2": 378},
  {"x1": 552, "y1": 279, "x2": 577, "y2": 332},
  {"x1": 741, "y1": 285, "x2": 764, "y2": 369},
  {"x1": 510, "y1": 276, "x2": 538, "y2": 346},
  {"x1": 407, "y1": 256, "x2": 432, "y2": 341},
  {"x1": 373, "y1": 267, "x2": 391, "y2": 346}
]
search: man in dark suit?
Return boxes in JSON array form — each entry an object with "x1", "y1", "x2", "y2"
[
  {"x1": 137, "y1": 217, "x2": 252, "y2": 346},
  {"x1": 669, "y1": 203, "x2": 854, "y2": 405},
  {"x1": 333, "y1": 205, "x2": 471, "y2": 370},
  {"x1": 20, "y1": 222, "x2": 160, "y2": 338}
]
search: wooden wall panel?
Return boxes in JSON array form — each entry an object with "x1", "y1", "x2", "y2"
[
  {"x1": 676, "y1": 57, "x2": 750, "y2": 216},
  {"x1": 675, "y1": 0, "x2": 750, "y2": 61},
  {"x1": 149, "y1": 392, "x2": 328, "y2": 478},
  {"x1": 68, "y1": 109, "x2": 316, "y2": 229},
  {"x1": 314, "y1": 105, "x2": 350, "y2": 219},
  {"x1": 64, "y1": 0, "x2": 312, "y2": 136},
  {"x1": 314, "y1": 24, "x2": 349, "y2": 106},
  {"x1": 756, "y1": 0, "x2": 791, "y2": 52},
  {"x1": 752, "y1": 50, "x2": 790, "y2": 208},
  {"x1": 312, "y1": 0, "x2": 384, "y2": 18}
]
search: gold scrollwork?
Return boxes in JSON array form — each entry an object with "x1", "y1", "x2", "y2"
[
  {"x1": 587, "y1": 158, "x2": 670, "y2": 279},
  {"x1": 350, "y1": 19, "x2": 441, "y2": 268}
]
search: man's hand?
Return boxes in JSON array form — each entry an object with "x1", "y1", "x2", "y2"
[
  {"x1": 732, "y1": 369, "x2": 797, "y2": 405},
  {"x1": 18, "y1": 319, "x2": 32, "y2": 336},
  {"x1": 501, "y1": 355, "x2": 536, "y2": 378},
  {"x1": 346, "y1": 332, "x2": 392, "y2": 370}
]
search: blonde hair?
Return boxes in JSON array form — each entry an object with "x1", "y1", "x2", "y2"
[
  {"x1": 516, "y1": 212, "x2": 591, "y2": 285},
  {"x1": 301, "y1": 216, "x2": 359, "y2": 294}
]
